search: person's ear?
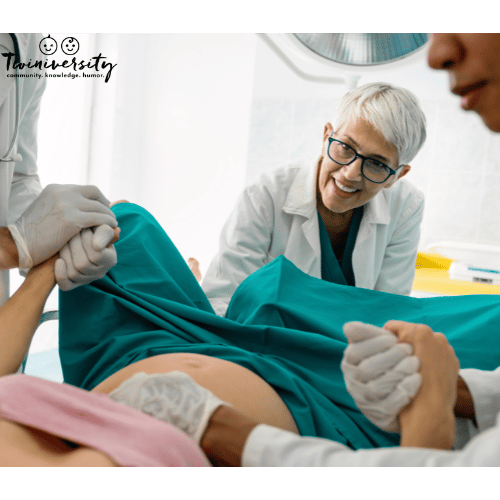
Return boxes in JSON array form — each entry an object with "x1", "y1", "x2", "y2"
[
  {"x1": 384, "y1": 165, "x2": 411, "y2": 188},
  {"x1": 321, "y1": 123, "x2": 334, "y2": 157},
  {"x1": 323, "y1": 123, "x2": 334, "y2": 141}
]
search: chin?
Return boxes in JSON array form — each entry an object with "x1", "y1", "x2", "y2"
[
  {"x1": 482, "y1": 114, "x2": 500, "y2": 133},
  {"x1": 477, "y1": 103, "x2": 500, "y2": 132}
]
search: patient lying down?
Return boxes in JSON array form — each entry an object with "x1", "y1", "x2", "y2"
[{"x1": 0, "y1": 201, "x2": 487, "y2": 466}]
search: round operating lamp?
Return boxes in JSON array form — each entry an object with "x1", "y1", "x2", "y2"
[
  {"x1": 258, "y1": 33, "x2": 429, "y2": 89},
  {"x1": 293, "y1": 33, "x2": 428, "y2": 67}
]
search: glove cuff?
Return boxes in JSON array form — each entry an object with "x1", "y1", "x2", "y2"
[
  {"x1": 193, "y1": 396, "x2": 228, "y2": 444},
  {"x1": 7, "y1": 224, "x2": 33, "y2": 270}
]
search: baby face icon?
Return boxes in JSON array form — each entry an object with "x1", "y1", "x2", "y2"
[
  {"x1": 62, "y1": 37, "x2": 80, "y2": 56},
  {"x1": 39, "y1": 35, "x2": 57, "y2": 55}
]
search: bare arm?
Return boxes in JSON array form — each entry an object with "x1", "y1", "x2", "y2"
[
  {"x1": 0, "y1": 255, "x2": 57, "y2": 376},
  {"x1": 0, "y1": 227, "x2": 120, "y2": 376},
  {"x1": 0, "y1": 228, "x2": 19, "y2": 269}
]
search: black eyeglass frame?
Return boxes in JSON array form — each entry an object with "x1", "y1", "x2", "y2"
[{"x1": 327, "y1": 137, "x2": 403, "y2": 184}]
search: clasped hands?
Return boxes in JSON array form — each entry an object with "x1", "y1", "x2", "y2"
[
  {"x1": 10, "y1": 185, "x2": 122, "y2": 290},
  {"x1": 341, "y1": 321, "x2": 460, "y2": 435}
]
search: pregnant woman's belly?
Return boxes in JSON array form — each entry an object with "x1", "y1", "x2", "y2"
[{"x1": 92, "y1": 352, "x2": 299, "y2": 434}]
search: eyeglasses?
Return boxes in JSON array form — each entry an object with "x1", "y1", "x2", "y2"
[{"x1": 327, "y1": 137, "x2": 401, "y2": 184}]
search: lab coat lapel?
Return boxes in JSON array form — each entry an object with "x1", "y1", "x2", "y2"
[
  {"x1": 356, "y1": 189, "x2": 391, "y2": 243},
  {"x1": 352, "y1": 188, "x2": 391, "y2": 288},
  {"x1": 282, "y1": 160, "x2": 321, "y2": 277}
]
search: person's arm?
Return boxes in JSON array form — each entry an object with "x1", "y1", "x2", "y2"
[
  {"x1": 0, "y1": 227, "x2": 120, "y2": 376},
  {"x1": 200, "y1": 405, "x2": 257, "y2": 466},
  {"x1": 454, "y1": 375, "x2": 476, "y2": 421},
  {"x1": 7, "y1": 41, "x2": 46, "y2": 226},
  {"x1": 0, "y1": 255, "x2": 57, "y2": 376},
  {"x1": 0, "y1": 228, "x2": 20, "y2": 269},
  {"x1": 456, "y1": 367, "x2": 500, "y2": 432}
]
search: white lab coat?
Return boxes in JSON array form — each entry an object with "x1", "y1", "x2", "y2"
[
  {"x1": 0, "y1": 34, "x2": 46, "y2": 304},
  {"x1": 202, "y1": 159, "x2": 424, "y2": 316},
  {"x1": 242, "y1": 367, "x2": 500, "y2": 466}
]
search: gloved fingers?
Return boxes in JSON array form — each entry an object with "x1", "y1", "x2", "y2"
[
  {"x1": 75, "y1": 184, "x2": 112, "y2": 207},
  {"x1": 54, "y1": 256, "x2": 76, "y2": 291},
  {"x1": 344, "y1": 367, "x2": 408, "y2": 403},
  {"x1": 109, "y1": 372, "x2": 148, "y2": 405},
  {"x1": 59, "y1": 240, "x2": 81, "y2": 279},
  {"x1": 72, "y1": 200, "x2": 118, "y2": 229},
  {"x1": 375, "y1": 372, "x2": 422, "y2": 417},
  {"x1": 68, "y1": 229, "x2": 95, "y2": 270},
  {"x1": 397, "y1": 371, "x2": 422, "y2": 399},
  {"x1": 55, "y1": 230, "x2": 117, "y2": 290},
  {"x1": 343, "y1": 321, "x2": 394, "y2": 343},
  {"x1": 355, "y1": 343, "x2": 414, "y2": 381},
  {"x1": 70, "y1": 227, "x2": 117, "y2": 272},
  {"x1": 109, "y1": 370, "x2": 227, "y2": 444},
  {"x1": 66, "y1": 229, "x2": 111, "y2": 277},
  {"x1": 363, "y1": 357, "x2": 420, "y2": 400},
  {"x1": 92, "y1": 225, "x2": 116, "y2": 251},
  {"x1": 392, "y1": 354, "x2": 420, "y2": 375},
  {"x1": 343, "y1": 334, "x2": 398, "y2": 365}
]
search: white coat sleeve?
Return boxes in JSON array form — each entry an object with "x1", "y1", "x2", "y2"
[
  {"x1": 242, "y1": 421, "x2": 500, "y2": 466},
  {"x1": 201, "y1": 184, "x2": 274, "y2": 317},
  {"x1": 8, "y1": 62, "x2": 46, "y2": 224},
  {"x1": 459, "y1": 367, "x2": 500, "y2": 433},
  {"x1": 374, "y1": 192, "x2": 424, "y2": 296}
]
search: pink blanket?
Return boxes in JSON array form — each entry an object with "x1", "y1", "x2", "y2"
[{"x1": 0, "y1": 374, "x2": 209, "y2": 467}]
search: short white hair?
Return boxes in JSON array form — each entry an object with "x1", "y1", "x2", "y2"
[{"x1": 335, "y1": 82, "x2": 427, "y2": 166}]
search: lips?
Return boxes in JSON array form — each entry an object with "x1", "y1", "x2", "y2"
[
  {"x1": 453, "y1": 81, "x2": 488, "y2": 111},
  {"x1": 332, "y1": 177, "x2": 359, "y2": 197}
]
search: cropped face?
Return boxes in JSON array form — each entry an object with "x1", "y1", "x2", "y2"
[
  {"x1": 427, "y1": 34, "x2": 500, "y2": 132},
  {"x1": 62, "y1": 37, "x2": 80, "y2": 55},
  {"x1": 39, "y1": 35, "x2": 57, "y2": 55},
  {"x1": 316, "y1": 119, "x2": 410, "y2": 214}
]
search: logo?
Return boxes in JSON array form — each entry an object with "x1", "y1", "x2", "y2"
[
  {"x1": 61, "y1": 37, "x2": 80, "y2": 55},
  {"x1": 2, "y1": 34, "x2": 117, "y2": 83},
  {"x1": 39, "y1": 34, "x2": 58, "y2": 55}
]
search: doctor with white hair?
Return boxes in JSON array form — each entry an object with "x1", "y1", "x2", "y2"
[
  {"x1": 110, "y1": 34, "x2": 500, "y2": 466},
  {"x1": 202, "y1": 82, "x2": 427, "y2": 316}
]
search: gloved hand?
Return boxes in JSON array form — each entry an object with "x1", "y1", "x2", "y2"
[
  {"x1": 55, "y1": 225, "x2": 118, "y2": 291},
  {"x1": 8, "y1": 184, "x2": 117, "y2": 269},
  {"x1": 341, "y1": 321, "x2": 422, "y2": 433},
  {"x1": 108, "y1": 371, "x2": 229, "y2": 444}
]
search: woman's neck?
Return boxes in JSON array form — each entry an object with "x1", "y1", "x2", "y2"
[{"x1": 318, "y1": 203, "x2": 354, "y2": 235}]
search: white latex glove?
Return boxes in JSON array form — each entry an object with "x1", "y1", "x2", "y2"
[
  {"x1": 9, "y1": 184, "x2": 117, "y2": 268},
  {"x1": 55, "y1": 225, "x2": 117, "y2": 291},
  {"x1": 341, "y1": 321, "x2": 422, "y2": 433},
  {"x1": 108, "y1": 371, "x2": 229, "y2": 444}
]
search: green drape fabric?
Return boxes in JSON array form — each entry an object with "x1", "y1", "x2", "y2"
[{"x1": 59, "y1": 203, "x2": 500, "y2": 451}]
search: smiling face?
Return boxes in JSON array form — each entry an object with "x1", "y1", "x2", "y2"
[
  {"x1": 428, "y1": 34, "x2": 500, "y2": 132},
  {"x1": 316, "y1": 119, "x2": 410, "y2": 215},
  {"x1": 39, "y1": 35, "x2": 57, "y2": 55},
  {"x1": 61, "y1": 37, "x2": 80, "y2": 55}
]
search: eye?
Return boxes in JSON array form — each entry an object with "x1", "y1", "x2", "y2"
[{"x1": 366, "y1": 159, "x2": 389, "y2": 171}]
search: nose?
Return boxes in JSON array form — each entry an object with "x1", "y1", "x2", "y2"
[
  {"x1": 343, "y1": 158, "x2": 363, "y2": 181},
  {"x1": 427, "y1": 33, "x2": 462, "y2": 70}
]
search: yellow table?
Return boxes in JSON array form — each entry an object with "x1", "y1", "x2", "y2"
[{"x1": 413, "y1": 252, "x2": 500, "y2": 296}]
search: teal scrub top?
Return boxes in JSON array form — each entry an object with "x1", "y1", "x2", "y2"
[{"x1": 318, "y1": 206, "x2": 364, "y2": 286}]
